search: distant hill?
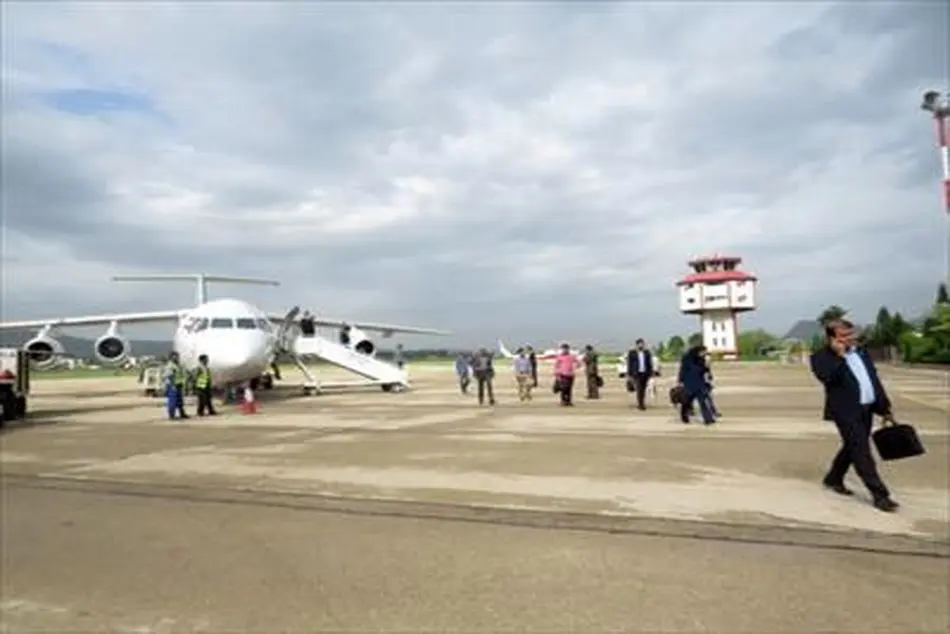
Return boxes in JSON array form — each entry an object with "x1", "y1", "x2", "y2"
[
  {"x1": 0, "y1": 329, "x2": 171, "y2": 360},
  {"x1": 783, "y1": 320, "x2": 822, "y2": 341}
]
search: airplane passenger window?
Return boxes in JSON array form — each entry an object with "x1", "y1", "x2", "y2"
[
  {"x1": 256, "y1": 318, "x2": 273, "y2": 332},
  {"x1": 210, "y1": 318, "x2": 234, "y2": 329},
  {"x1": 236, "y1": 318, "x2": 257, "y2": 329}
]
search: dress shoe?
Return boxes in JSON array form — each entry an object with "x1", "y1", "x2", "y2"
[
  {"x1": 823, "y1": 481, "x2": 855, "y2": 497},
  {"x1": 873, "y1": 498, "x2": 899, "y2": 513}
]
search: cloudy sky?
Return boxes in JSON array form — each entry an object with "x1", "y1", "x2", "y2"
[{"x1": 2, "y1": 1, "x2": 947, "y2": 349}]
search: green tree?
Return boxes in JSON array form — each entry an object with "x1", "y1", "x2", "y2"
[
  {"x1": 666, "y1": 335, "x2": 685, "y2": 356},
  {"x1": 808, "y1": 333, "x2": 824, "y2": 353},
  {"x1": 817, "y1": 305, "x2": 847, "y2": 326},
  {"x1": 737, "y1": 329, "x2": 778, "y2": 358},
  {"x1": 687, "y1": 332, "x2": 703, "y2": 348},
  {"x1": 936, "y1": 282, "x2": 949, "y2": 305}
]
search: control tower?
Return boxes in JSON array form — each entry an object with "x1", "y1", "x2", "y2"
[{"x1": 676, "y1": 254, "x2": 758, "y2": 360}]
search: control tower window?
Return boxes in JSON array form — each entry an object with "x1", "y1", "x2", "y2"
[
  {"x1": 210, "y1": 318, "x2": 234, "y2": 329},
  {"x1": 235, "y1": 318, "x2": 257, "y2": 330}
]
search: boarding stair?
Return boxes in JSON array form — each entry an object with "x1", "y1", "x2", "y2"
[{"x1": 291, "y1": 334, "x2": 409, "y2": 394}]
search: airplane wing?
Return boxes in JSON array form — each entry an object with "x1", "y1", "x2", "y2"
[
  {"x1": 267, "y1": 314, "x2": 449, "y2": 336},
  {"x1": 0, "y1": 310, "x2": 188, "y2": 330}
]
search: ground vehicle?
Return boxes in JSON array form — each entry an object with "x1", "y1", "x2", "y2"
[{"x1": 0, "y1": 348, "x2": 30, "y2": 427}]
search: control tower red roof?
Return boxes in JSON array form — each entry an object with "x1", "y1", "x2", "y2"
[{"x1": 676, "y1": 270, "x2": 757, "y2": 286}]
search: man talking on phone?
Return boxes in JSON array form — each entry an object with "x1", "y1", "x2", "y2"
[{"x1": 809, "y1": 319, "x2": 899, "y2": 512}]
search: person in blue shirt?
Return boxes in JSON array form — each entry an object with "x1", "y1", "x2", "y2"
[
  {"x1": 810, "y1": 319, "x2": 899, "y2": 513},
  {"x1": 454, "y1": 352, "x2": 471, "y2": 394},
  {"x1": 677, "y1": 345, "x2": 716, "y2": 425}
]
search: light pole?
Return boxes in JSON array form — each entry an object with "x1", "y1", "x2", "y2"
[{"x1": 920, "y1": 90, "x2": 950, "y2": 290}]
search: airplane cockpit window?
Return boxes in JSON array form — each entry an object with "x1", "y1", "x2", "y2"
[
  {"x1": 256, "y1": 318, "x2": 273, "y2": 332},
  {"x1": 235, "y1": 318, "x2": 257, "y2": 330},
  {"x1": 183, "y1": 316, "x2": 209, "y2": 334},
  {"x1": 210, "y1": 318, "x2": 234, "y2": 329},
  {"x1": 194, "y1": 318, "x2": 209, "y2": 333}
]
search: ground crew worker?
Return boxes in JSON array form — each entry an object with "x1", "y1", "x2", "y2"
[
  {"x1": 513, "y1": 348, "x2": 533, "y2": 402},
  {"x1": 339, "y1": 323, "x2": 351, "y2": 346},
  {"x1": 194, "y1": 354, "x2": 217, "y2": 416},
  {"x1": 584, "y1": 344, "x2": 600, "y2": 399},
  {"x1": 472, "y1": 347, "x2": 496, "y2": 406},
  {"x1": 163, "y1": 352, "x2": 189, "y2": 420},
  {"x1": 394, "y1": 344, "x2": 405, "y2": 369}
]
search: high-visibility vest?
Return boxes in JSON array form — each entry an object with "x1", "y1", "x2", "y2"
[
  {"x1": 164, "y1": 362, "x2": 186, "y2": 387},
  {"x1": 194, "y1": 367, "x2": 211, "y2": 389}
]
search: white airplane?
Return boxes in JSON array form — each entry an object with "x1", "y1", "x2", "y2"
[
  {"x1": 497, "y1": 340, "x2": 586, "y2": 361},
  {"x1": 0, "y1": 273, "x2": 449, "y2": 390}
]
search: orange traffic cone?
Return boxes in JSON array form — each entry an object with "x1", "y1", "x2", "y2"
[{"x1": 240, "y1": 386, "x2": 258, "y2": 415}]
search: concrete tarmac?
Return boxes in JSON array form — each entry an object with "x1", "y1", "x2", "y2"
[{"x1": 2, "y1": 361, "x2": 948, "y2": 632}]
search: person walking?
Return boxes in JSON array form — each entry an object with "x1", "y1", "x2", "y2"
[
  {"x1": 526, "y1": 345, "x2": 538, "y2": 387},
  {"x1": 455, "y1": 352, "x2": 471, "y2": 394},
  {"x1": 163, "y1": 352, "x2": 189, "y2": 420},
  {"x1": 472, "y1": 347, "x2": 496, "y2": 406},
  {"x1": 677, "y1": 345, "x2": 715, "y2": 425},
  {"x1": 583, "y1": 344, "x2": 600, "y2": 399},
  {"x1": 810, "y1": 319, "x2": 899, "y2": 512},
  {"x1": 194, "y1": 354, "x2": 217, "y2": 416},
  {"x1": 553, "y1": 343, "x2": 581, "y2": 406},
  {"x1": 513, "y1": 348, "x2": 534, "y2": 402},
  {"x1": 626, "y1": 338, "x2": 655, "y2": 410}
]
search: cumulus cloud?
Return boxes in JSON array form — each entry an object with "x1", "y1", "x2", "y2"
[{"x1": 1, "y1": 1, "x2": 947, "y2": 347}]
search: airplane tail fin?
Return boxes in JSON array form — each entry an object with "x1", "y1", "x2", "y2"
[
  {"x1": 497, "y1": 339, "x2": 515, "y2": 358},
  {"x1": 112, "y1": 274, "x2": 280, "y2": 306}
]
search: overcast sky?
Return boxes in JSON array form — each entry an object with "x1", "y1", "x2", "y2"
[{"x1": 2, "y1": 1, "x2": 948, "y2": 349}]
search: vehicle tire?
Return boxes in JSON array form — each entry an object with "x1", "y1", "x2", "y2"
[
  {"x1": 15, "y1": 396, "x2": 26, "y2": 418},
  {"x1": 249, "y1": 377, "x2": 260, "y2": 392},
  {"x1": 261, "y1": 375, "x2": 274, "y2": 390},
  {"x1": 381, "y1": 384, "x2": 394, "y2": 393},
  {"x1": 1, "y1": 391, "x2": 16, "y2": 422}
]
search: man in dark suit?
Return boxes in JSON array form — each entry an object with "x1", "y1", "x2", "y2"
[
  {"x1": 810, "y1": 319, "x2": 899, "y2": 513},
  {"x1": 626, "y1": 338, "x2": 654, "y2": 411}
]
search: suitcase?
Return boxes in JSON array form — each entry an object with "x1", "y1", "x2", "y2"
[{"x1": 872, "y1": 421, "x2": 925, "y2": 461}]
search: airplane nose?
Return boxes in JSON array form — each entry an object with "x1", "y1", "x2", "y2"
[{"x1": 214, "y1": 336, "x2": 269, "y2": 374}]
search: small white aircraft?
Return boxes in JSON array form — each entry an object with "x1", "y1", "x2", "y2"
[
  {"x1": 0, "y1": 273, "x2": 449, "y2": 390},
  {"x1": 497, "y1": 340, "x2": 585, "y2": 361}
]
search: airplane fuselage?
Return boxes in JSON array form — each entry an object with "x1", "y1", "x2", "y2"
[{"x1": 171, "y1": 298, "x2": 277, "y2": 386}]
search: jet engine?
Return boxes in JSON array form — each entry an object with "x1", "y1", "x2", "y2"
[
  {"x1": 93, "y1": 323, "x2": 131, "y2": 366},
  {"x1": 23, "y1": 335, "x2": 65, "y2": 369},
  {"x1": 349, "y1": 327, "x2": 376, "y2": 357}
]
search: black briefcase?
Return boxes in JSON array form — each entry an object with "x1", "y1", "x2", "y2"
[
  {"x1": 669, "y1": 385, "x2": 685, "y2": 406},
  {"x1": 872, "y1": 421, "x2": 925, "y2": 461}
]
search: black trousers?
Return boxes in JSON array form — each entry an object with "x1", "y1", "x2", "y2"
[
  {"x1": 477, "y1": 376, "x2": 495, "y2": 405},
  {"x1": 531, "y1": 364, "x2": 538, "y2": 387},
  {"x1": 197, "y1": 387, "x2": 216, "y2": 416},
  {"x1": 827, "y1": 407, "x2": 889, "y2": 501},
  {"x1": 632, "y1": 372, "x2": 650, "y2": 409},
  {"x1": 557, "y1": 375, "x2": 574, "y2": 405}
]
